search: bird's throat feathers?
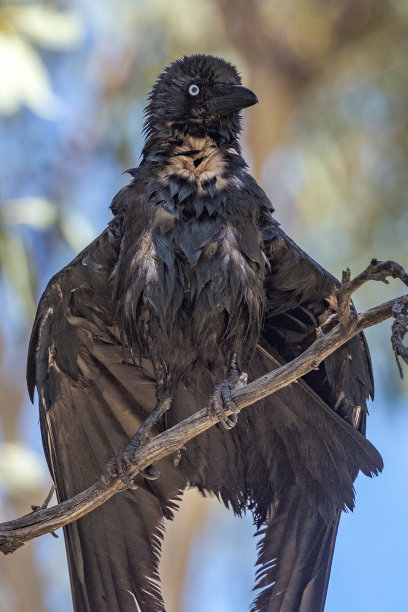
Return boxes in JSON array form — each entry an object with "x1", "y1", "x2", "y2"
[
  {"x1": 161, "y1": 134, "x2": 232, "y2": 187},
  {"x1": 141, "y1": 131, "x2": 247, "y2": 218}
]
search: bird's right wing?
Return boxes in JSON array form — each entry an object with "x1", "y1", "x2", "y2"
[{"x1": 27, "y1": 219, "x2": 186, "y2": 612}]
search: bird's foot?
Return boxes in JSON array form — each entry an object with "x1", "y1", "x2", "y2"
[
  {"x1": 107, "y1": 432, "x2": 160, "y2": 489},
  {"x1": 209, "y1": 354, "x2": 247, "y2": 429},
  {"x1": 209, "y1": 381, "x2": 239, "y2": 429},
  {"x1": 107, "y1": 394, "x2": 172, "y2": 489}
]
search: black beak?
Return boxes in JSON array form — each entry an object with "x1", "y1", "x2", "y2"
[{"x1": 206, "y1": 84, "x2": 258, "y2": 114}]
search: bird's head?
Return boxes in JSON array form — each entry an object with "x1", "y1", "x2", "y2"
[{"x1": 142, "y1": 54, "x2": 257, "y2": 157}]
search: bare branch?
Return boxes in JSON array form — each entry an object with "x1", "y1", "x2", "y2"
[{"x1": 1, "y1": 260, "x2": 407, "y2": 555}]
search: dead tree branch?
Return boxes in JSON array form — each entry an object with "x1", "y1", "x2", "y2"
[{"x1": 1, "y1": 259, "x2": 407, "y2": 555}]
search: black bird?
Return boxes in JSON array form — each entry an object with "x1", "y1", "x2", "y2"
[{"x1": 27, "y1": 55, "x2": 383, "y2": 612}]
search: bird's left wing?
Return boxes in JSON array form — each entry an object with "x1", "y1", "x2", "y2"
[
  {"x1": 245, "y1": 217, "x2": 382, "y2": 612},
  {"x1": 262, "y1": 217, "x2": 374, "y2": 433},
  {"x1": 27, "y1": 216, "x2": 186, "y2": 612}
]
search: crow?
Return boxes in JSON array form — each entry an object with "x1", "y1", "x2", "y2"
[{"x1": 27, "y1": 54, "x2": 383, "y2": 612}]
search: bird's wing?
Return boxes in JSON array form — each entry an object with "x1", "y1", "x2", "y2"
[
  {"x1": 27, "y1": 220, "x2": 186, "y2": 612},
  {"x1": 262, "y1": 218, "x2": 374, "y2": 433},
  {"x1": 249, "y1": 219, "x2": 381, "y2": 612},
  {"x1": 245, "y1": 343, "x2": 377, "y2": 612}
]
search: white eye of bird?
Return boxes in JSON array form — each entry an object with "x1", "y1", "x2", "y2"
[{"x1": 188, "y1": 84, "x2": 200, "y2": 96}]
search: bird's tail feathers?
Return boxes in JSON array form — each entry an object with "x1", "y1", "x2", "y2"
[{"x1": 252, "y1": 488, "x2": 340, "y2": 612}]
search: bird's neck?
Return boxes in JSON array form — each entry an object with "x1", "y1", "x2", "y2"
[
  {"x1": 142, "y1": 119, "x2": 240, "y2": 160},
  {"x1": 142, "y1": 130, "x2": 245, "y2": 194},
  {"x1": 162, "y1": 134, "x2": 228, "y2": 187}
]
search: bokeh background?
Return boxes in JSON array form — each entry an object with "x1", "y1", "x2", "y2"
[{"x1": 0, "y1": 1, "x2": 407, "y2": 610}]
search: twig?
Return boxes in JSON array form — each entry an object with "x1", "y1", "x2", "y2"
[
  {"x1": 337, "y1": 259, "x2": 408, "y2": 324},
  {"x1": 391, "y1": 299, "x2": 408, "y2": 378},
  {"x1": 0, "y1": 260, "x2": 407, "y2": 555},
  {"x1": 31, "y1": 484, "x2": 55, "y2": 512}
]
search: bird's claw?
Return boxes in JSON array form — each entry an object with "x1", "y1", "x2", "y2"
[
  {"x1": 107, "y1": 452, "x2": 139, "y2": 490},
  {"x1": 210, "y1": 380, "x2": 239, "y2": 429},
  {"x1": 107, "y1": 393, "x2": 173, "y2": 488},
  {"x1": 107, "y1": 436, "x2": 160, "y2": 490},
  {"x1": 209, "y1": 361, "x2": 248, "y2": 430}
]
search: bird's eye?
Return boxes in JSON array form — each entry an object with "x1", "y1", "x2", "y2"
[{"x1": 188, "y1": 84, "x2": 200, "y2": 96}]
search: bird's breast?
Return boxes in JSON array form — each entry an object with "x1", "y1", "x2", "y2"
[{"x1": 126, "y1": 208, "x2": 265, "y2": 375}]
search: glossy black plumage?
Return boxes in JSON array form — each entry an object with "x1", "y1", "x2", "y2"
[{"x1": 27, "y1": 54, "x2": 383, "y2": 612}]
